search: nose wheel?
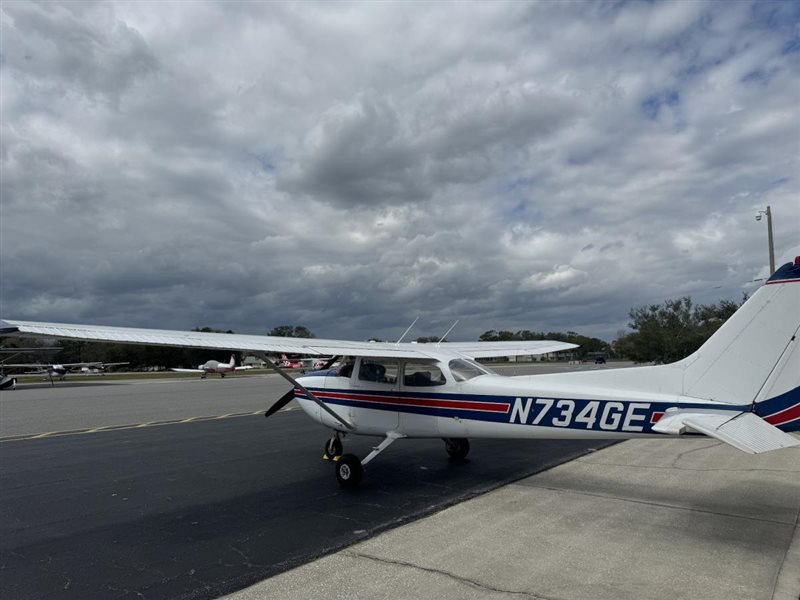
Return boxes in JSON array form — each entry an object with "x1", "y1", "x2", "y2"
[{"x1": 324, "y1": 435, "x2": 343, "y2": 459}]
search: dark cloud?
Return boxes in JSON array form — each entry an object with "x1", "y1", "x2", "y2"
[
  {"x1": 3, "y1": 2, "x2": 158, "y2": 104},
  {"x1": 1, "y1": 1, "x2": 798, "y2": 344}
]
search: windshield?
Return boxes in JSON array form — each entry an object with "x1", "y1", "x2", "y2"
[{"x1": 448, "y1": 358, "x2": 493, "y2": 382}]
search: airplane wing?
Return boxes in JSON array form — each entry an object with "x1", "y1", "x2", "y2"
[
  {"x1": 652, "y1": 410, "x2": 800, "y2": 454},
  {"x1": 3, "y1": 361, "x2": 123, "y2": 370},
  {"x1": 1, "y1": 320, "x2": 577, "y2": 360},
  {"x1": 170, "y1": 368, "x2": 205, "y2": 373},
  {"x1": 443, "y1": 341, "x2": 579, "y2": 358},
  {"x1": 234, "y1": 366, "x2": 253, "y2": 371}
]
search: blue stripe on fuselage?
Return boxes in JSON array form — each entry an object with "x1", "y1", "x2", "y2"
[{"x1": 296, "y1": 387, "x2": 757, "y2": 434}]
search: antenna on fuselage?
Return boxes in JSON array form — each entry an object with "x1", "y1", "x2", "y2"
[
  {"x1": 437, "y1": 320, "x2": 459, "y2": 346},
  {"x1": 396, "y1": 316, "x2": 419, "y2": 344}
]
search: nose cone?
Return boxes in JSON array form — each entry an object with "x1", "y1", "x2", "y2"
[{"x1": 296, "y1": 370, "x2": 334, "y2": 388}]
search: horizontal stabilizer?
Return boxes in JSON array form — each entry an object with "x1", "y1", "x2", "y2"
[{"x1": 653, "y1": 411, "x2": 800, "y2": 454}]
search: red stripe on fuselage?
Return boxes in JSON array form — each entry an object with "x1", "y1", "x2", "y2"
[
  {"x1": 765, "y1": 278, "x2": 800, "y2": 285},
  {"x1": 763, "y1": 401, "x2": 800, "y2": 426},
  {"x1": 299, "y1": 389, "x2": 509, "y2": 413}
]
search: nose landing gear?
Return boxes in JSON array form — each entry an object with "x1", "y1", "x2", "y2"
[{"x1": 323, "y1": 434, "x2": 343, "y2": 460}]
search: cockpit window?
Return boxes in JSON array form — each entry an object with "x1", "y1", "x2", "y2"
[
  {"x1": 337, "y1": 359, "x2": 355, "y2": 378},
  {"x1": 448, "y1": 358, "x2": 492, "y2": 382}
]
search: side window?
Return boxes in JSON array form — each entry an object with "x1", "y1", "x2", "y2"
[
  {"x1": 448, "y1": 358, "x2": 490, "y2": 382},
  {"x1": 358, "y1": 359, "x2": 399, "y2": 384},
  {"x1": 337, "y1": 359, "x2": 355, "y2": 378},
  {"x1": 403, "y1": 362, "x2": 446, "y2": 387}
]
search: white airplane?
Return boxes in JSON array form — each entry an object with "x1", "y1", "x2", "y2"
[
  {"x1": 1, "y1": 257, "x2": 798, "y2": 486},
  {"x1": 171, "y1": 354, "x2": 253, "y2": 378},
  {"x1": 280, "y1": 354, "x2": 335, "y2": 370},
  {"x1": 1, "y1": 361, "x2": 129, "y2": 386}
]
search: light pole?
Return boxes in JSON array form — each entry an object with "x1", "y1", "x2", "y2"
[{"x1": 755, "y1": 206, "x2": 775, "y2": 275}]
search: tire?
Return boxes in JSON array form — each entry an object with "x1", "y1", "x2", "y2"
[
  {"x1": 335, "y1": 454, "x2": 363, "y2": 487},
  {"x1": 444, "y1": 438, "x2": 470, "y2": 460},
  {"x1": 324, "y1": 437, "x2": 343, "y2": 459}
]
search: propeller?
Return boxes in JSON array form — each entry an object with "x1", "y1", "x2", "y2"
[
  {"x1": 260, "y1": 354, "x2": 354, "y2": 430},
  {"x1": 265, "y1": 388, "x2": 295, "y2": 418}
]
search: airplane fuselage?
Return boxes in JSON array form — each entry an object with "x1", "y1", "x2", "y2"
[
  {"x1": 295, "y1": 362, "x2": 799, "y2": 441},
  {"x1": 199, "y1": 360, "x2": 236, "y2": 374}
]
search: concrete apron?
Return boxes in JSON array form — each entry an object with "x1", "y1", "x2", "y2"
[{"x1": 227, "y1": 438, "x2": 800, "y2": 600}]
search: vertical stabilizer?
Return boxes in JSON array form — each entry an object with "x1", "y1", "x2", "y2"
[{"x1": 678, "y1": 258, "x2": 800, "y2": 406}]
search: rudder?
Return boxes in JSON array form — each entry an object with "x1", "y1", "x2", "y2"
[{"x1": 679, "y1": 258, "x2": 800, "y2": 407}]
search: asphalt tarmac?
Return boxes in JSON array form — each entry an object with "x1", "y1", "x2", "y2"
[{"x1": 0, "y1": 371, "x2": 615, "y2": 600}]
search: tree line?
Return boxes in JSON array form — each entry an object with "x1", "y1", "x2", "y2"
[{"x1": 0, "y1": 296, "x2": 745, "y2": 369}]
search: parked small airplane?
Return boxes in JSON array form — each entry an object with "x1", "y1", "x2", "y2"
[
  {"x1": 0, "y1": 347, "x2": 59, "y2": 390},
  {"x1": 280, "y1": 354, "x2": 334, "y2": 370},
  {"x1": 279, "y1": 354, "x2": 305, "y2": 369},
  {"x1": 1, "y1": 258, "x2": 798, "y2": 486},
  {"x1": 171, "y1": 355, "x2": 253, "y2": 378},
  {"x1": 1, "y1": 361, "x2": 129, "y2": 386},
  {"x1": 0, "y1": 373, "x2": 16, "y2": 390}
]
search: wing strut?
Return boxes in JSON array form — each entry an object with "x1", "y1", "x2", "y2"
[
  {"x1": 395, "y1": 317, "x2": 419, "y2": 344},
  {"x1": 260, "y1": 354, "x2": 354, "y2": 430},
  {"x1": 437, "y1": 320, "x2": 459, "y2": 345}
]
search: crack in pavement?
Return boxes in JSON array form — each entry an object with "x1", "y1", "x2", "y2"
[
  {"x1": 770, "y1": 500, "x2": 800, "y2": 600},
  {"x1": 343, "y1": 550, "x2": 562, "y2": 600},
  {"x1": 573, "y1": 456, "x2": 799, "y2": 474},
  {"x1": 513, "y1": 483, "x2": 793, "y2": 525}
]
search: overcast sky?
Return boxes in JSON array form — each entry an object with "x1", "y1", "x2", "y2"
[{"x1": 1, "y1": 1, "x2": 798, "y2": 343}]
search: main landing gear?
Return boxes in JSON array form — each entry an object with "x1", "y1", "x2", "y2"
[
  {"x1": 324, "y1": 432, "x2": 404, "y2": 488},
  {"x1": 444, "y1": 437, "x2": 470, "y2": 460},
  {"x1": 323, "y1": 433, "x2": 471, "y2": 487}
]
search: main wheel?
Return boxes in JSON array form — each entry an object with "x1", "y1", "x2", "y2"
[
  {"x1": 444, "y1": 438, "x2": 470, "y2": 460},
  {"x1": 335, "y1": 454, "x2": 363, "y2": 487},
  {"x1": 324, "y1": 436, "x2": 343, "y2": 459}
]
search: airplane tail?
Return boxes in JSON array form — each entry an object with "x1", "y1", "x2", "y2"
[
  {"x1": 650, "y1": 258, "x2": 800, "y2": 450},
  {"x1": 229, "y1": 354, "x2": 236, "y2": 367},
  {"x1": 674, "y1": 258, "x2": 800, "y2": 415},
  {"x1": 540, "y1": 258, "x2": 800, "y2": 450}
]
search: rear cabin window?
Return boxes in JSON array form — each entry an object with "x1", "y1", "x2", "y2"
[
  {"x1": 358, "y1": 359, "x2": 398, "y2": 384},
  {"x1": 403, "y1": 362, "x2": 446, "y2": 387}
]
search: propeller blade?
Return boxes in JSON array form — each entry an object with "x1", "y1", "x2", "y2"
[
  {"x1": 265, "y1": 388, "x2": 295, "y2": 418},
  {"x1": 320, "y1": 355, "x2": 340, "y2": 370}
]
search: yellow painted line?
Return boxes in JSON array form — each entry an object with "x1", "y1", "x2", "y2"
[{"x1": 0, "y1": 410, "x2": 272, "y2": 443}]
